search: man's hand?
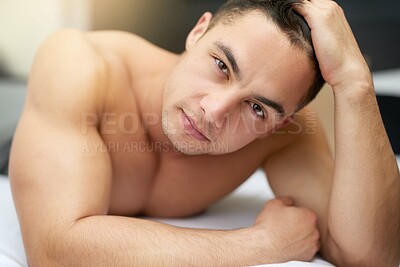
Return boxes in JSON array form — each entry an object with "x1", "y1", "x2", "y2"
[
  {"x1": 294, "y1": 0, "x2": 372, "y2": 91},
  {"x1": 253, "y1": 197, "x2": 321, "y2": 263}
]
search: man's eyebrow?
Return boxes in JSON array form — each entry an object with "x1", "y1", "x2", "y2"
[
  {"x1": 213, "y1": 42, "x2": 285, "y2": 117},
  {"x1": 214, "y1": 41, "x2": 241, "y2": 79},
  {"x1": 253, "y1": 95, "x2": 285, "y2": 117}
]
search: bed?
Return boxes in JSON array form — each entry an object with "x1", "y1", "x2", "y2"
[{"x1": 1, "y1": 157, "x2": 400, "y2": 266}]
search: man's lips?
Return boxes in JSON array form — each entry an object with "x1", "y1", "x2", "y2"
[{"x1": 181, "y1": 110, "x2": 210, "y2": 142}]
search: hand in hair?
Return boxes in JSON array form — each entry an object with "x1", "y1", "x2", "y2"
[{"x1": 294, "y1": 0, "x2": 372, "y2": 92}]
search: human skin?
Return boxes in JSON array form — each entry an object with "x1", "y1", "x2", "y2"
[
  {"x1": 9, "y1": 0, "x2": 400, "y2": 266},
  {"x1": 161, "y1": 11, "x2": 313, "y2": 155}
]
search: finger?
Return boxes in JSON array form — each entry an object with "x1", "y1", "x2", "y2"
[
  {"x1": 306, "y1": 0, "x2": 343, "y2": 12},
  {"x1": 292, "y1": 0, "x2": 338, "y2": 31},
  {"x1": 296, "y1": 0, "x2": 346, "y2": 34},
  {"x1": 292, "y1": 0, "x2": 319, "y2": 22},
  {"x1": 309, "y1": 0, "x2": 338, "y2": 8}
]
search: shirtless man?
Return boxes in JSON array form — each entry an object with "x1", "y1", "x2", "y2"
[{"x1": 9, "y1": 0, "x2": 400, "y2": 266}]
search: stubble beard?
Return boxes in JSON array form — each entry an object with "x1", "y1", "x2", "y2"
[{"x1": 162, "y1": 107, "x2": 213, "y2": 156}]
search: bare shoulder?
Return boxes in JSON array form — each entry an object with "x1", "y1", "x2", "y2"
[
  {"x1": 27, "y1": 28, "x2": 170, "y2": 133},
  {"x1": 85, "y1": 30, "x2": 178, "y2": 76},
  {"x1": 27, "y1": 29, "x2": 109, "y2": 124},
  {"x1": 85, "y1": 30, "x2": 159, "y2": 51}
]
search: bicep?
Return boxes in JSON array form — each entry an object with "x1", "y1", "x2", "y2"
[
  {"x1": 263, "y1": 110, "x2": 334, "y2": 243},
  {"x1": 8, "y1": 30, "x2": 112, "y2": 261},
  {"x1": 10, "y1": 108, "x2": 112, "y2": 259}
]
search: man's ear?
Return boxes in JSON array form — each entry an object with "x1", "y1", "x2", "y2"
[{"x1": 185, "y1": 12, "x2": 213, "y2": 51}]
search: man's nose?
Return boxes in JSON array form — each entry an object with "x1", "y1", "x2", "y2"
[{"x1": 199, "y1": 93, "x2": 235, "y2": 128}]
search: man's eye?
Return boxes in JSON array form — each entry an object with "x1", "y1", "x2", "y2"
[
  {"x1": 250, "y1": 102, "x2": 265, "y2": 118},
  {"x1": 215, "y1": 58, "x2": 228, "y2": 75}
]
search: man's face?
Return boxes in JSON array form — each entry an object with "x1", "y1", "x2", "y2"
[{"x1": 162, "y1": 11, "x2": 314, "y2": 155}]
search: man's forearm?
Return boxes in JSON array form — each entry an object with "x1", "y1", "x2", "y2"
[
  {"x1": 326, "y1": 82, "x2": 400, "y2": 265},
  {"x1": 43, "y1": 215, "x2": 262, "y2": 267}
]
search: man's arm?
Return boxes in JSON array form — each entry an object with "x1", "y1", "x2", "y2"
[
  {"x1": 263, "y1": 108, "x2": 334, "y2": 259},
  {"x1": 266, "y1": 1, "x2": 400, "y2": 266},
  {"x1": 9, "y1": 29, "x2": 251, "y2": 267},
  {"x1": 10, "y1": 29, "x2": 318, "y2": 266}
]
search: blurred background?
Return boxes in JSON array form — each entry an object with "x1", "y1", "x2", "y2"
[
  {"x1": 1, "y1": 0, "x2": 399, "y2": 79},
  {"x1": 0, "y1": 0, "x2": 399, "y2": 174}
]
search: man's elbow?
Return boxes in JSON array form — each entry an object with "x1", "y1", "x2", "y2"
[
  {"x1": 321, "y1": 234, "x2": 400, "y2": 267},
  {"x1": 24, "y1": 243, "x2": 60, "y2": 267},
  {"x1": 27, "y1": 254, "x2": 58, "y2": 267},
  {"x1": 357, "y1": 247, "x2": 400, "y2": 267},
  {"x1": 334, "y1": 253, "x2": 399, "y2": 267},
  {"x1": 24, "y1": 224, "x2": 78, "y2": 267}
]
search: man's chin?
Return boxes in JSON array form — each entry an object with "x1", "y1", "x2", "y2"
[
  {"x1": 172, "y1": 143, "x2": 207, "y2": 156},
  {"x1": 167, "y1": 136, "x2": 210, "y2": 156},
  {"x1": 171, "y1": 137, "x2": 233, "y2": 156}
]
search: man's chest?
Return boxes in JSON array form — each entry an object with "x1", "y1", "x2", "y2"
[{"x1": 106, "y1": 140, "x2": 270, "y2": 218}]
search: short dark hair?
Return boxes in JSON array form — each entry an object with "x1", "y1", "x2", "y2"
[{"x1": 208, "y1": 0, "x2": 325, "y2": 110}]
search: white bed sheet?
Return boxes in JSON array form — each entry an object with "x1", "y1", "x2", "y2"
[{"x1": 1, "y1": 156, "x2": 399, "y2": 266}]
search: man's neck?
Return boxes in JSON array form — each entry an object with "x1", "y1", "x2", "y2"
[{"x1": 134, "y1": 53, "x2": 187, "y2": 159}]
